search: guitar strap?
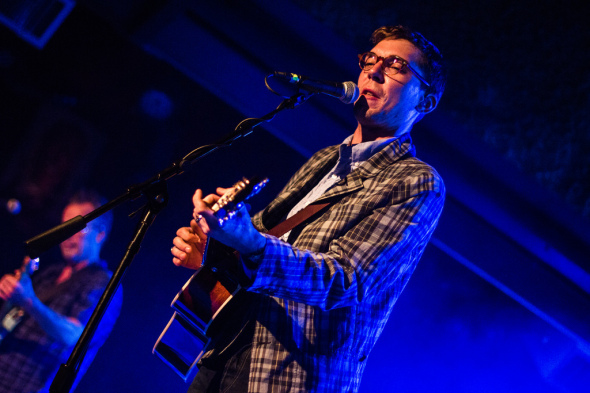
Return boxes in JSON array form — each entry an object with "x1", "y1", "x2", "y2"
[
  {"x1": 264, "y1": 147, "x2": 415, "y2": 238},
  {"x1": 266, "y1": 202, "x2": 331, "y2": 238}
]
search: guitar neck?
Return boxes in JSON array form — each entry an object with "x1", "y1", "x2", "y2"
[{"x1": 209, "y1": 177, "x2": 268, "y2": 216}]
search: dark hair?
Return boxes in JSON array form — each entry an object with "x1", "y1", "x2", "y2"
[
  {"x1": 68, "y1": 189, "x2": 113, "y2": 239},
  {"x1": 371, "y1": 25, "x2": 446, "y2": 98}
]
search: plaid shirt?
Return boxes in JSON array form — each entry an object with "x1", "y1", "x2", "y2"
[
  {"x1": 236, "y1": 132, "x2": 445, "y2": 392},
  {"x1": 0, "y1": 262, "x2": 122, "y2": 393}
]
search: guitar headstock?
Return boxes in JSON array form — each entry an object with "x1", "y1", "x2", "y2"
[
  {"x1": 15, "y1": 257, "x2": 40, "y2": 279},
  {"x1": 211, "y1": 177, "x2": 268, "y2": 224},
  {"x1": 27, "y1": 257, "x2": 40, "y2": 275}
]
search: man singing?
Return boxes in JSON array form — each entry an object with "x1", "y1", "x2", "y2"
[{"x1": 172, "y1": 25, "x2": 446, "y2": 392}]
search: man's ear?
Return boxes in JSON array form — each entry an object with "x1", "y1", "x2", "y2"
[
  {"x1": 95, "y1": 229, "x2": 106, "y2": 245},
  {"x1": 415, "y1": 94, "x2": 438, "y2": 114}
]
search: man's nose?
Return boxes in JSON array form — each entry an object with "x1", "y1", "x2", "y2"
[{"x1": 366, "y1": 60, "x2": 386, "y2": 82}]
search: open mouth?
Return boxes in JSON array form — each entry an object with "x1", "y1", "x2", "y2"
[{"x1": 362, "y1": 89, "x2": 380, "y2": 98}]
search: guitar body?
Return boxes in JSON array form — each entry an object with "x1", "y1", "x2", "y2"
[{"x1": 153, "y1": 177, "x2": 267, "y2": 381}]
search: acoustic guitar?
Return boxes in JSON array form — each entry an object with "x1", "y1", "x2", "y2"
[{"x1": 153, "y1": 177, "x2": 268, "y2": 381}]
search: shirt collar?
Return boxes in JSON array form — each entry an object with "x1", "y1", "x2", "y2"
[{"x1": 341, "y1": 134, "x2": 397, "y2": 167}]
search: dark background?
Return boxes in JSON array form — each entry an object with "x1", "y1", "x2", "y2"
[{"x1": 0, "y1": 1, "x2": 589, "y2": 392}]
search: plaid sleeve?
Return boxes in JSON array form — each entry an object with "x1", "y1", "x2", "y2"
[{"x1": 248, "y1": 168, "x2": 445, "y2": 310}]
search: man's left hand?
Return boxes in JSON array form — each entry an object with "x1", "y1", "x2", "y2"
[{"x1": 192, "y1": 188, "x2": 266, "y2": 257}]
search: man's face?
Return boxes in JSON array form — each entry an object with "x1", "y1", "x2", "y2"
[
  {"x1": 354, "y1": 39, "x2": 427, "y2": 133},
  {"x1": 59, "y1": 202, "x2": 103, "y2": 264}
]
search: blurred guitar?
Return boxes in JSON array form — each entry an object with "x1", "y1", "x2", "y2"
[
  {"x1": 153, "y1": 177, "x2": 268, "y2": 381},
  {"x1": 0, "y1": 257, "x2": 39, "y2": 342}
]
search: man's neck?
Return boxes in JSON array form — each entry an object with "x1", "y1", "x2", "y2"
[
  {"x1": 56, "y1": 264, "x2": 81, "y2": 285},
  {"x1": 351, "y1": 123, "x2": 411, "y2": 145},
  {"x1": 56, "y1": 257, "x2": 99, "y2": 285}
]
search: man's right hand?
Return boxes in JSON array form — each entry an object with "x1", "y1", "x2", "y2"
[{"x1": 171, "y1": 219, "x2": 208, "y2": 270}]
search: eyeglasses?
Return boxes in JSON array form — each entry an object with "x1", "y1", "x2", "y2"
[{"x1": 358, "y1": 52, "x2": 431, "y2": 87}]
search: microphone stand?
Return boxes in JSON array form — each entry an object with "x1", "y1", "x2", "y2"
[{"x1": 20, "y1": 92, "x2": 314, "y2": 393}]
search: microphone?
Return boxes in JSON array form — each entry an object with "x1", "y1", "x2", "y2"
[{"x1": 273, "y1": 72, "x2": 359, "y2": 104}]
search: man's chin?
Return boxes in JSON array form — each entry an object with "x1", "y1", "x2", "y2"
[
  {"x1": 61, "y1": 251, "x2": 80, "y2": 263},
  {"x1": 354, "y1": 106, "x2": 385, "y2": 127}
]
